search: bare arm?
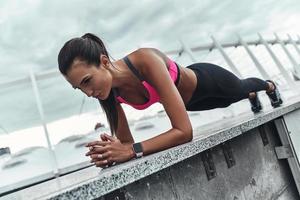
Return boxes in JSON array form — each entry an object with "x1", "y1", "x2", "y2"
[
  {"x1": 87, "y1": 103, "x2": 135, "y2": 166},
  {"x1": 132, "y1": 48, "x2": 193, "y2": 156},
  {"x1": 114, "y1": 103, "x2": 135, "y2": 144},
  {"x1": 86, "y1": 48, "x2": 193, "y2": 167}
]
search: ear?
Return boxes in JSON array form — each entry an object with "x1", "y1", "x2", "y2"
[{"x1": 100, "y1": 54, "x2": 110, "y2": 69}]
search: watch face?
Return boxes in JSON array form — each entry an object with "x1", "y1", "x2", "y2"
[{"x1": 133, "y1": 143, "x2": 143, "y2": 157}]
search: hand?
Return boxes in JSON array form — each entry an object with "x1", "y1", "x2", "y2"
[{"x1": 85, "y1": 133, "x2": 135, "y2": 168}]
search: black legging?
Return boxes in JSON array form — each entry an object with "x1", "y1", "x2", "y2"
[{"x1": 185, "y1": 63, "x2": 269, "y2": 111}]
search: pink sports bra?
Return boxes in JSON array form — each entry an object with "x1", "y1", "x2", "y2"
[{"x1": 112, "y1": 56, "x2": 180, "y2": 110}]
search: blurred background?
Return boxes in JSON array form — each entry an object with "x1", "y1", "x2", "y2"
[{"x1": 0, "y1": 0, "x2": 300, "y2": 195}]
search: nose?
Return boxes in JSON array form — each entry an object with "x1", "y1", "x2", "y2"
[{"x1": 82, "y1": 88, "x2": 93, "y2": 97}]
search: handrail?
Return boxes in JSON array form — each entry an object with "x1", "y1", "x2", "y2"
[
  {"x1": 1, "y1": 33, "x2": 300, "y2": 197},
  {"x1": 164, "y1": 38, "x2": 300, "y2": 54},
  {"x1": 0, "y1": 35, "x2": 299, "y2": 89}
]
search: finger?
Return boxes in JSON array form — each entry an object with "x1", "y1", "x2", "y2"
[
  {"x1": 100, "y1": 133, "x2": 108, "y2": 141},
  {"x1": 103, "y1": 133, "x2": 116, "y2": 142},
  {"x1": 85, "y1": 140, "x2": 111, "y2": 147},
  {"x1": 85, "y1": 146, "x2": 109, "y2": 156},
  {"x1": 86, "y1": 141, "x2": 110, "y2": 147},
  {"x1": 90, "y1": 151, "x2": 111, "y2": 161},
  {"x1": 86, "y1": 146, "x2": 98, "y2": 153},
  {"x1": 94, "y1": 159, "x2": 109, "y2": 168}
]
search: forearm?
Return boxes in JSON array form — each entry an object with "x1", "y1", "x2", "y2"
[
  {"x1": 116, "y1": 127, "x2": 192, "y2": 161},
  {"x1": 140, "y1": 128, "x2": 193, "y2": 156},
  {"x1": 88, "y1": 128, "x2": 192, "y2": 168}
]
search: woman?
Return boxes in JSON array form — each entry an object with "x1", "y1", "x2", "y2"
[{"x1": 58, "y1": 33, "x2": 282, "y2": 168}]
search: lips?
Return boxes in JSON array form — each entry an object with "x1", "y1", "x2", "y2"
[
  {"x1": 97, "y1": 93, "x2": 103, "y2": 99},
  {"x1": 92, "y1": 93, "x2": 101, "y2": 99}
]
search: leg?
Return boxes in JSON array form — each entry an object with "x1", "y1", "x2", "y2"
[
  {"x1": 241, "y1": 77, "x2": 269, "y2": 113},
  {"x1": 241, "y1": 77, "x2": 269, "y2": 95},
  {"x1": 249, "y1": 92, "x2": 256, "y2": 99},
  {"x1": 185, "y1": 63, "x2": 282, "y2": 112},
  {"x1": 241, "y1": 78, "x2": 283, "y2": 110},
  {"x1": 186, "y1": 96, "x2": 238, "y2": 111},
  {"x1": 185, "y1": 63, "x2": 245, "y2": 111},
  {"x1": 186, "y1": 63, "x2": 263, "y2": 111}
]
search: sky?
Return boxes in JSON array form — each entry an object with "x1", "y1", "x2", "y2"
[
  {"x1": 0, "y1": 0, "x2": 300, "y2": 135},
  {"x1": 1, "y1": 1, "x2": 300, "y2": 191},
  {"x1": 1, "y1": 1, "x2": 300, "y2": 192},
  {"x1": 0, "y1": 0, "x2": 300, "y2": 82}
]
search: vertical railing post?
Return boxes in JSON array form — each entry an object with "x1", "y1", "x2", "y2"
[
  {"x1": 287, "y1": 34, "x2": 300, "y2": 57},
  {"x1": 178, "y1": 38, "x2": 203, "y2": 116},
  {"x1": 29, "y1": 68, "x2": 60, "y2": 176},
  {"x1": 237, "y1": 34, "x2": 270, "y2": 80},
  {"x1": 258, "y1": 33, "x2": 295, "y2": 87},
  {"x1": 274, "y1": 33, "x2": 300, "y2": 80},
  {"x1": 211, "y1": 35, "x2": 243, "y2": 78},
  {"x1": 179, "y1": 38, "x2": 198, "y2": 62},
  {"x1": 210, "y1": 35, "x2": 239, "y2": 117}
]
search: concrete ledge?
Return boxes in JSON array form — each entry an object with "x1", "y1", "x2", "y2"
[
  {"x1": 37, "y1": 96, "x2": 300, "y2": 200},
  {"x1": 3, "y1": 96, "x2": 300, "y2": 200},
  {"x1": 121, "y1": 120, "x2": 298, "y2": 199}
]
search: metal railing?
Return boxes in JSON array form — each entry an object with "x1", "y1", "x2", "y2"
[
  {"x1": 1, "y1": 32, "x2": 300, "y2": 195},
  {"x1": 1, "y1": 33, "x2": 300, "y2": 89}
]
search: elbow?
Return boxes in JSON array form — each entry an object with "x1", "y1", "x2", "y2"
[
  {"x1": 181, "y1": 127, "x2": 193, "y2": 143},
  {"x1": 186, "y1": 128, "x2": 193, "y2": 142}
]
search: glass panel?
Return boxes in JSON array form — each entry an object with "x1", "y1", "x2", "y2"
[
  {"x1": 0, "y1": 82, "x2": 54, "y2": 193},
  {"x1": 286, "y1": 45, "x2": 300, "y2": 63},
  {"x1": 37, "y1": 75, "x2": 104, "y2": 171},
  {"x1": 250, "y1": 45, "x2": 287, "y2": 85}
]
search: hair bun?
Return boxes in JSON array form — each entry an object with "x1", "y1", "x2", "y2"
[{"x1": 81, "y1": 33, "x2": 96, "y2": 39}]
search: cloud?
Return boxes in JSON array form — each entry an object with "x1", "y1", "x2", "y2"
[
  {"x1": 0, "y1": 0, "x2": 299, "y2": 79},
  {"x1": 1, "y1": 0, "x2": 300, "y2": 133}
]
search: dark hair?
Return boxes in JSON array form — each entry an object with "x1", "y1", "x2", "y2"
[{"x1": 58, "y1": 33, "x2": 118, "y2": 136}]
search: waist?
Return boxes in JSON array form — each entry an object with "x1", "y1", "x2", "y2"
[{"x1": 167, "y1": 59, "x2": 180, "y2": 86}]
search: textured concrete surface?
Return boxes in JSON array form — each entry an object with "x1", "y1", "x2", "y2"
[
  {"x1": 2, "y1": 96, "x2": 300, "y2": 200},
  {"x1": 121, "y1": 122, "x2": 299, "y2": 200},
  {"x1": 282, "y1": 109, "x2": 300, "y2": 193},
  {"x1": 284, "y1": 109, "x2": 300, "y2": 162}
]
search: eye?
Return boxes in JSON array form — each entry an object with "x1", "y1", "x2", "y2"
[{"x1": 83, "y1": 77, "x2": 91, "y2": 85}]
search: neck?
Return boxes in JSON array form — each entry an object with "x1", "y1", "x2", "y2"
[{"x1": 110, "y1": 60, "x2": 132, "y2": 89}]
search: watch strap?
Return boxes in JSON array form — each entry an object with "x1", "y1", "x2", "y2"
[{"x1": 132, "y1": 142, "x2": 143, "y2": 158}]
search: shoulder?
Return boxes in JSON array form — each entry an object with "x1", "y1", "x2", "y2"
[
  {"x1": 127, "y1": 48, "x2": 169, "y2": 74},
  {"x1": 133, "y1": 47, "x2": 162, "y2": 56},
  {"x1": 124, "y1": 48, "x2": 175, "y2": 92},
  {"x1": 133, "y1": 48, "x2": 168, "y2": 61}
]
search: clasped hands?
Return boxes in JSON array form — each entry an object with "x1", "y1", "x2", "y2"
[{"x1": 85, "y1": 133, "x2": 134, "y2": 168}]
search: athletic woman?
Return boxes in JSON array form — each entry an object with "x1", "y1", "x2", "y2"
[{"x1": 58, "y1": 33, "x2": 282, "y2": 168}]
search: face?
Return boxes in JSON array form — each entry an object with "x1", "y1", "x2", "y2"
[{"x1": 65, "y1": 55, "x2": 113, "y2": 100}]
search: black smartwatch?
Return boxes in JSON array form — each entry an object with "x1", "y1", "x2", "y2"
[{"x1": 132, "y1": 142, "x2": 143, "y2": 158}]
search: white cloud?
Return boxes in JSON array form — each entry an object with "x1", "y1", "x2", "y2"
[{"x1": 0, "y1": 1, "x2": 299, "y2": 113}]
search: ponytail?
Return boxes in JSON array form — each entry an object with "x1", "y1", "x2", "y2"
[
  {"x1": 58, "y1": 33, "x2": 118, "y2": 136},
  {"x1": 81, "y1": 33, "x2": 109, "y2": 58}
]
